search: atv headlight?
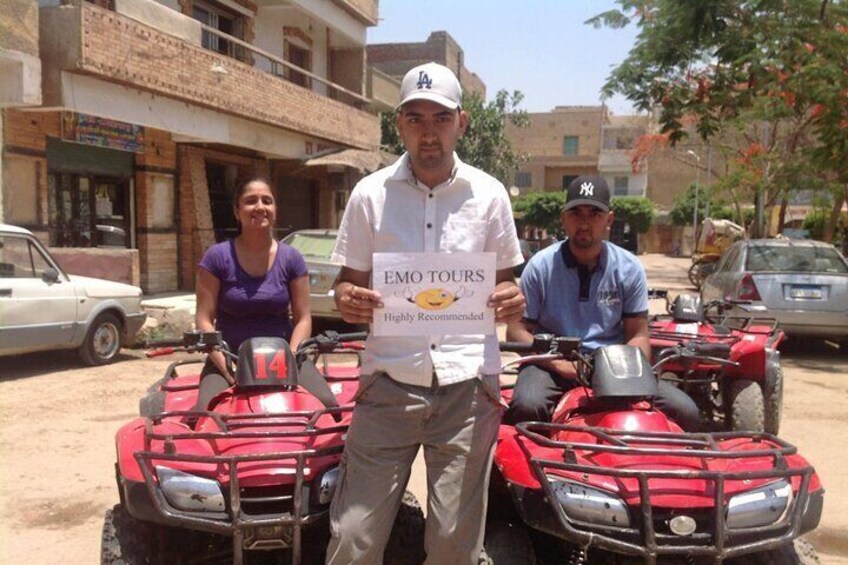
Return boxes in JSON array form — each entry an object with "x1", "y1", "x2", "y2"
[
  {"x1": 546, "y1": 477, "x2": 630, "y2": 527},
  {"x1": 312, "y1": 466, "x2": 340, "y2": 506},
  {"x1": 156, "y1": 465, "x2": 225, "y2": 512},
  {"x1": 726, "y1": 480, "x2": 792, "y2": 529}
]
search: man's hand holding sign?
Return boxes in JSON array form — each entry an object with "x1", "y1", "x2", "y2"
[{"x1": 335, "y1": 254, "x2": 523, "y2": 330}]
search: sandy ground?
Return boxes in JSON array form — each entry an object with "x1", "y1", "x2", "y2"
[{"x1": 0, "y1": 254, "x2": 846, "y2": 564}]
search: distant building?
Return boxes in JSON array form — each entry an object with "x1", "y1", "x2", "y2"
[
  {"x1": 367, "y1": 30, "x2": 486, "y2": 99},
  {"x1": 506, "y1": 106, "x2": 607, "y2": 194}
]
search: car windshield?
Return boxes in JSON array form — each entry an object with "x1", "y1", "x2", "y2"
[
  {"x1": 284, "y1": 233, "x2": 336, "y2": 259},
  {"x1": 746, "y1": 244, "x2": 848, "y2": 274}
]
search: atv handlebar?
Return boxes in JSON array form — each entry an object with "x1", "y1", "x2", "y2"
[
  {"x1": 145, "y1": 330, "x2": 368, "y2": 360},
  {"x1": 653, "y1": 342, "x2": 740, "y2": 370}
]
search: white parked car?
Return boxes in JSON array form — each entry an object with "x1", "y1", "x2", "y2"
[
  {"x1": 0, "y1": 224, "x2": 146, "y2": 365},
  {"x1": 280, "y1": 229, "x2": 341, "y2": 320}
]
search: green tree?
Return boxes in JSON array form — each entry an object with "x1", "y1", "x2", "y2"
[
  {"x1": 512, "y1": 192, "x2": 565, "y2": 236},
  {"x1": 380, "y1": 89, "x2": 529, "y2": 187},
  {"x1": 588, "y1": 0, "x2": 848, "y2": 240},
  {"x1": 513, "y1": 193, "x2": 655, "y2": 237},
  {"x1": 669, "y1": 184, "x2": 737, "y2": 227},
  {"x1": 611, "y1": 196, "x2": 654, "y2": 233}
]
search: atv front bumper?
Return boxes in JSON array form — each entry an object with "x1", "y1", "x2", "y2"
[{"x1": 503, "y1": 423, "x2": 824, "y2": 563}]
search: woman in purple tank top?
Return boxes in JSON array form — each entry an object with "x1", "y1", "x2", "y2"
[{"x1": 193, "y1": 177, "x2": 311, "y2": 410}]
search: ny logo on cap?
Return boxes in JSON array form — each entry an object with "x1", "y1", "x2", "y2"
[
  {"x1": 417, "y1": 71, "x2": 433, "y2": 90},
  {"x1": 579, "y1": 182, "x2": 595, "y2": 197}
]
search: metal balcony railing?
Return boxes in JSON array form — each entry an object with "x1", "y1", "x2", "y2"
[{"x1": 196, "y1": 22, "x2": 371, "y2": 111}]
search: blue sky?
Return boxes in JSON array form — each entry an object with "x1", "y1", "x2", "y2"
[{"x1": 367, "y1": 1, "x2": 641, "y2": 115}]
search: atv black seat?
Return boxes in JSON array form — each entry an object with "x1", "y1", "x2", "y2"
[
  {"x1": 236, "y1": 337, "x2": 298, "y2": 390},
  {"x1": 671, "y1": 294, "x2": 704, "y2": 323},
  {"x1": 592, "y1": 345, "x2": 658, "y2": 399},
  {"x1": 689, "y1": 341, "x2": 732, "y2": 358}
]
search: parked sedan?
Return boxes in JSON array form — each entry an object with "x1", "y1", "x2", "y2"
[
  {"x1": 0, "y1": 224, "x2": 146, "y2": 365},
  {"x1": 701, "y1": 238, "x2": 848, "y2": 342},
  {"x1": 281, "y1": 229, "x2": 341, "y2": 320}
]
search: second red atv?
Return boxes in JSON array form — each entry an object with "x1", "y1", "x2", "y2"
[
  {"x1": 484, "y1": 335, "x2": 823, "y2": 564},
  {"x1": 648, "y1": 289, "x2": 785, "y2": 434},
  {"x1": 102, "y1": 330, "x2": 424, "y2": 565}
]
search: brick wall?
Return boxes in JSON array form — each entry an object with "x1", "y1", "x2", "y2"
[
  {"x1": 136, "y1": 231, "x2": 177, "y2": 292},
  {"x1": 3, "y1": 109, "x2": 60, "y2": 226},
  {"x1": 58, "y1": 3, "x2": 378, "y2": 150},
  {"x1": 51, "y1": 247, "x2": 140, "y2": 287}
]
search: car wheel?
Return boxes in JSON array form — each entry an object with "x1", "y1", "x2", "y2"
[
  {"x1": 725, "y1": 378, "x2": 765, "y2": 433},
  {"x1": 80, "y1": 312, "x2": 123, "y2": 366}
]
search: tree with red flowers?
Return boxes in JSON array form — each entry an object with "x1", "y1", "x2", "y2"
[{"x1": 589, "y1": 0, "x2": 848, "y2": 240}]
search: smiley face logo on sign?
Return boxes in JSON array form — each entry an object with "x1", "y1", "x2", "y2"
[{"x1": 398, "y1": 286, "x2": 473, "y2": 311}]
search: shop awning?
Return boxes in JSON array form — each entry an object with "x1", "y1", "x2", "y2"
[{"x1": 302, "y1": 148, "x2": 399, "y2": 174}]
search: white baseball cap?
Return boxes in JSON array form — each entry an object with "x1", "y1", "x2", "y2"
[{"x1": 397, "y1": 62, "x2": 463, "y2": 111}]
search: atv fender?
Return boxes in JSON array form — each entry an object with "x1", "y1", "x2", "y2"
[{"x1": 115, "y1": 418, "x2": 216, "y2": 483}]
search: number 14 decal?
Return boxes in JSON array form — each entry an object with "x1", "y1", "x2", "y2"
[{"x1": 253, "y1": 350, "x2": 288, "y2": 380}]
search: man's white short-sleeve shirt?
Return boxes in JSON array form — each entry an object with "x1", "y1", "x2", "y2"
[{"x1": 332, "y1": 153, "x2": 524, "y2": 386}]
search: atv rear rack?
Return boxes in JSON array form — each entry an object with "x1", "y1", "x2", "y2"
[
  {"x1": 514, "y1": 422, "x2": 819, "y2": 564},
  {"x1": 132, "y1": 405, "x2": 353, "y2": 565}
]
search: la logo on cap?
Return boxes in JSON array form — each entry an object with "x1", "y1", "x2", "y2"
[
  {"x1": 417, "y1": 71, "x2": 433, "y2": 90},
  {"x1": 579, "y1": 182, "x2": 595, "y2": 197}
]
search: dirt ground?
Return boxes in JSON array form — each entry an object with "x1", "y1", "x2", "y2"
[{"x1": 0, "y1": 254, "x2": 846, "y2": 564}]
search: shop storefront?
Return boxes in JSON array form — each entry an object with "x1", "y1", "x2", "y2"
[{"x1": 46, "y1": 114, "x2": 141, "y2": 249}]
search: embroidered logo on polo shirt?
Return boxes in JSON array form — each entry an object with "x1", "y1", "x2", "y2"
[{"x1": 597, "y1": 288, "x2": 621, "y2": 306}]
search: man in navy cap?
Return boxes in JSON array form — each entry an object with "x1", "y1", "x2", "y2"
[{"x1": 504, "y1": 174, "x2": 699, "y2": 431}]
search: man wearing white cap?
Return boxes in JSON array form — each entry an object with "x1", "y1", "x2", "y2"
[{"x1": 326, "y1": 62, "x2": 525, "y2": 564}]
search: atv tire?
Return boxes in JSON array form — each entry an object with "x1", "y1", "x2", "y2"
[
  {"x1": 80, "y1": 312, "x2": 123, "y2": 366},
  {"x1": 725, "y1": 378, "x2": 765, "y2": 432},
  {"x1": 763, "y1": 350, "x2": 784, "y2": 435},
  {"x1": 101, "y1": 504, "x2": 162, "y2": 564},
  {"x1": 383, "y1": 491, "x2": 425, "y2": 565},
  {"x1": 726, "y1": 539, "x2": 820, "y2": 564},
  {"x1": 479, "y1": 517, "x2": 536, "y2": 565}
]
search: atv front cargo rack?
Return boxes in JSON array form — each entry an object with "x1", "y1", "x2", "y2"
[
  {"x1": 512, "y1": 423, "x2": 822, "y2": 565},
  {"x1": 129, "y1": 406, "x2": 353, "y2": 565}
]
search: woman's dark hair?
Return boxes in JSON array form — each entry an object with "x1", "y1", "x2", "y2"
[{"x1": 232, "y1": 177, "x2": 273, "y2": 207}]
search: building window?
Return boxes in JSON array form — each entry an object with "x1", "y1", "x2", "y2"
[
  {"x1": 515, "y1": 171, "x2": 532, "y2": 188},
  {"x1": 193, "y1": 1, "x2": 237, "y2": 57},
  {"x1": 284, "y1": 41, "x2": 312, "y2": 88},
  {"x1": 614, "y1": 176, "x2": 629, "y2": 196},
  {"x1": 48, "y1": 174, "x2": 130, "y2": 248},
  {"x1": 562, "y1": 175, "x2": 578, "y2": 190},
  {"x1": 563, "y1": 136, "x2": 579, "y2": 155}
]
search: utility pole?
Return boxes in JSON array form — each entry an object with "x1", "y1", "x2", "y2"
[{"x1": 687, "y1": 149, "x2": 701, "y2": 253}]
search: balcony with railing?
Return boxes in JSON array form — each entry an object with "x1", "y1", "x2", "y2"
[{"x1": 39, "y1": 1, "x2": 379, "y2": 150}]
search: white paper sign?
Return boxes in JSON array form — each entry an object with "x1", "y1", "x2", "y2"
[{"x1": 372, "y1": 252, "x2": 497, "y2": 336}]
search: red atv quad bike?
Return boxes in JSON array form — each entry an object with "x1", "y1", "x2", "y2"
[
  {"x1": 483, "y1": 335, "x2": 823, "y2": 565},
  {"x1": 102, "y1": 330, "x2": 424, "y2": 565},
  {"x1": 648, "y1": 289, "x2": 786, "y2": 434}
]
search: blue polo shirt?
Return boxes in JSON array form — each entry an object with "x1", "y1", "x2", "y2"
[{"x1": 519, "y1": 240, "x2": 648, "y2": 352}]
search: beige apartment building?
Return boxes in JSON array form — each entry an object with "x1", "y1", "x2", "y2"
[
  {"x1": 505, "y1": 104, "x2": 718, "y2": 253},
  {"x1": 1, "y1": 0, "x2": 383, "y2": 293},
  {"x1": 506, "y1": 106, "x2": 607, "y2": 195},
  {"x1": 367, "y1": 30, "x2": 486, "y2": 99}
]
